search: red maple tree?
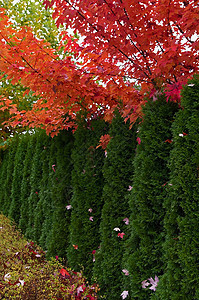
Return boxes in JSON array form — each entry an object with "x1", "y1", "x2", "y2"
[
  {"x1": 0, "y1": 0, "x2": 198, "y2": 135},
  {"x1": 44, "y1": 0, "x2": 199, "y2": 100}
]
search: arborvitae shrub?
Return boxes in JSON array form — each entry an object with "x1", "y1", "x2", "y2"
[
  {"x1": 0, "y1": 149, "x2": 9, "y2": 212},
  {"x1": 25, "y1": 130, "x2": 48, "y2": 240},
  {"x1": 9, "y1": 135, "x2": 29, "y2": 224},
  {"x1": 92, "y1": 110, "x2": 137, "y2": 300},
  {"x1": 19, "y1": 133, "x2": 37, "y2": 233},
  {"x1": 156, "y1": 76, "x2": 199, "y2": 300},
  {"x1": 33, "y1": 133, "x2": 52, "y2": 244},
  {"x1": 2, "y1": 137, "x2": 19, "y2": 215},
  {"x1": 46, "y1": 130, "x2": 74, "y2": 259},
  {"x1": 39, "y1": 135, "x2": 58, "y2": 250},
  {"x1": 67, "y1": 118, "x2": 107, "y2": 281},
  {"x1": 126, "y1": 96, "x2": 178, "y2": 299}
]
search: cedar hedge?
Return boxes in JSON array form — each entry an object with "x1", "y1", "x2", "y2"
[
  {"x1": 156, "y1": 76, "x2": 199, "y2": 299},
  {"x1": 67, "y1": 118, "x2": 107, "y2": 281},
  {"x1": 0, "y1": 80, "x2": 198, "y2": 298},
  {"x1": 126, "y1": 95, "x2": 178, "y2": 299},
  {"x1": 93, "y1": 110, "x2": 137, "y2": 299}
]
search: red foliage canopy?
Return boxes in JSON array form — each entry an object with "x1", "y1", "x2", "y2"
[{"x1": 0, "y1": 0, "x2": 198, "y2": 135}]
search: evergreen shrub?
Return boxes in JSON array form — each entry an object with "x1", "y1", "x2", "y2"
[
  {"x1": 156, "y1": 76, "x2": 199, "y2": 300},
  {"x1": 0, "y1": 149, "x2": 9, "y2": 211},
  {"x1": 125, "y1": 95, "x2": 178, "y2": 299},
  {"x1": 38, "y1": 133, "x2": 59, "y2": 250},
  {"x1": 93, "y1": 110, "x2": 137, "y2": 300},
  {"x1": 46, "y1": 130, "x2": 74, "y2": 259},
  {"x1": 2, "y1": 137, "x2": 19, "y2": 215},
  {"x1": 67, "y1": 118, "x2": 108, "y2": 281},
  {"x1": 25, "y1": 130, "x2": 49, "y2": 240},
  {"x1": 33, "y1": 132, "x2": 52, "y2": 244},
  {"x1": 19, "y1": 133, "x2": 37, "y2": 233},
  {"x1": 9, "y1": 134, "x2": 29, "y2": 223}
]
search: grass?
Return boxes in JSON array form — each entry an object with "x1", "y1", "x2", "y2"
[{"x1": 0, "y1": 213, "x2": 98, "y2": 299}]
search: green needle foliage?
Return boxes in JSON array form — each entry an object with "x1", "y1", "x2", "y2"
[
  {"x1": 46, "y1": 130, "x2": 74, "y2": 259},
  {"x1": 156, "y1": 76, "x2": 199, "y2": 300},
  {"x1": 0, "y1": 149, "x2": 9, "y2": 211},
  {"x1": 25, "y1": 130, "x2": 49, "y2": 240},
  {"x1": 126, "y1": 96, "x2": 178, "y2": 299},
  {"x1": 67, "y1": 118, "x2": 108, "y2": 281},
  {"x1": 93, "y1": 110, "x2": 137, "y2": 300},
  {"x1": 33, "y1": 133, "x2": 52, "y2": 244},
  {"x1": 19, "y1": 132, "x2": 37, "y2": 233},
  {"x1": 9, "y1": 134, "x2": 29, "y2": 224},
  {"x1": 2, "y1": 137, "x2": 19, "y2": 215},
  {"x1": 39, "y1": 134, "x2": 58, "y2": 250}
]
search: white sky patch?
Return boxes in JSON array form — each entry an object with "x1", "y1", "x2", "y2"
[
  {"x1": 67, "y1": 27, "x2": 85, "y2": 46},
  {"x1": 12, "y1": 0, "x2": 20, "y2": 4}
]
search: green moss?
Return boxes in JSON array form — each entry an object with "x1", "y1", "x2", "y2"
[{"x1": 0, "y1": 213, "x2": 99, "y2": 299}]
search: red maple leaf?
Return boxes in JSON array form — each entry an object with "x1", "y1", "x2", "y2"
[
  {"x1": 60, "y1": 268, "x2": 70, "y2": 278},
  {"x1": 118, "y1": 232, "x2": 125, "y2": 239},
  {"x1": 165, "y1": 139, "x2": 173, "y2": 143},
  {"x1": 96, "y1": 134, "x2": 112, "y2": 150}
]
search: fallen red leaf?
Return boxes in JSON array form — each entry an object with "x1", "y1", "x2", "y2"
[
  {"x1": 60, "y1": 268, "x2": 70, "y2": 277},
  {"x1": 165, "y1": 139, "x2": 172, "y2": 143}
]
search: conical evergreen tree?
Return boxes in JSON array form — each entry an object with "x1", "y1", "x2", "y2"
[
  {"x1": 39, "y1": 135, "x2": 58, "y2": 250},
  {"x1": 67, "y1": 118, "x2": 107, "y2": 281},
  {"x1": 9, "y1": 134, "x2": 29, "y2": 224},
  {"x1": 3, "y1": 137, "x2": 19, "y2": 215},
  {"x1": 46, "y1": 130, "x2": 74, "y2": 259},
  {"x1": 25, "y1": 130, "x2": 48, "y2": 240},
  {"x1": 92, "y1": 110, "x2": 137, "y2": 300},
  {"x1": 125, "y1": 96, "x2": 178, "y2": 299},
  {"x1": 33, "y1": 133, "x2": 51, "y2": 244},
  {"x1": 19, "y1": 133, "x2": 37, "y2": 233},
  {"x1": 156, "y1": 76, "x2": 199, "y2": 299},
  {"x1": 0, "y1": 149, "x2": 9, "y2": 212}
]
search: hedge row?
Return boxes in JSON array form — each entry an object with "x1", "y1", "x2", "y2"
[{"x1": 0, "y1": 77, "x2": 198, "y2": 299}]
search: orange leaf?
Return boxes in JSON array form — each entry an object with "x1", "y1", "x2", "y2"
[
  {"x1": 60, "y1": 268, "x2": 70, "y2": 277},
  {"x1": 96, "y1": 134, "x2": 112, "y2": 150}
]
